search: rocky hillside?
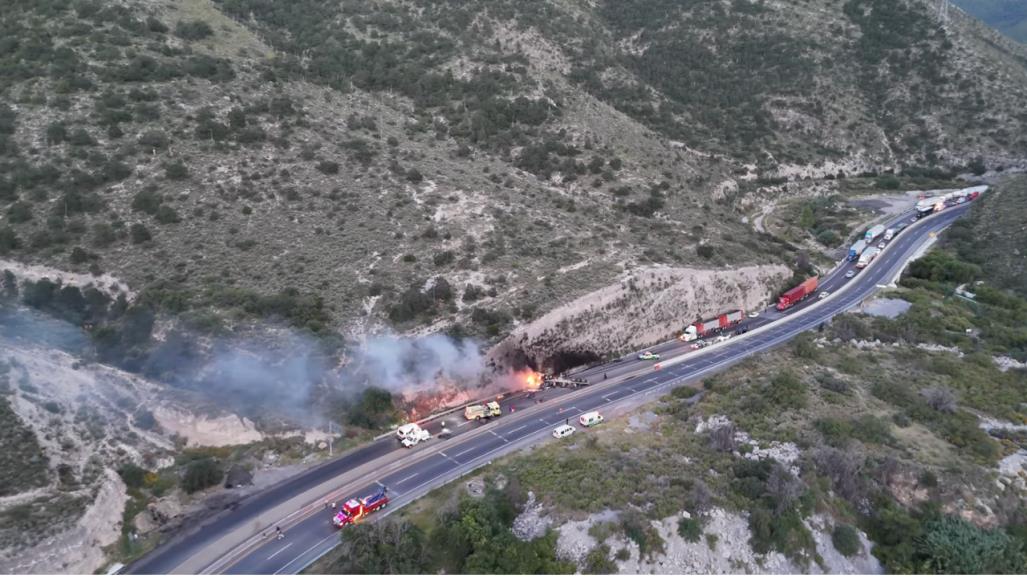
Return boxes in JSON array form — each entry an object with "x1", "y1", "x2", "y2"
[
  {"x1": 0, "y1": 0, "x2": 1026, "y2": 341},
  {"x1": 945, "y1": 174, "x2": 1027, "y2": 297}
]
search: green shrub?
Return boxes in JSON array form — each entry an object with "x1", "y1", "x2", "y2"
[
  {"x1": 678, "y1": 517, "x2": 702, "y2": 543},
  {"x1": 155, "y1": 205, "x2": 180, "y2": 224},
  {"x1": 582, "y1": 544, "x2": 617, "y2": 574},
  {"x1": 117, "y1": 463, "x2": 148, "y2": 489},
  {"x1": 175, "y1": 20, "x2": 213, "y2": 40},
  {"x1": 766, "y1": 370, "x2": 807, "y2": 409},
  {"x1": 182, "y1": 458, "x2": 223, "y2": 493},
  {"x1": 129, "y1": 223, "x2": 152, "y2": 244},
  {"x1": 832, "y1": 524, "x2": 861, "y2": 557}
]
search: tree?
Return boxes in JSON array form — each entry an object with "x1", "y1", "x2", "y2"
[
  {"x1": 336, "y1": 520, "x2": 427, "y2": 574},
  {"x1": 182, "y1": 458, "x2": 223, "y2": 493},
  {"x1": 799, "y1": 203, "x2": 815, "y2": 229},
  {"x1": 346, "y1": 388, "x2": 398, "y2": 430}
]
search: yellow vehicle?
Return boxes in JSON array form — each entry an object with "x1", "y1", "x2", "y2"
[{"x1": 464, "y1": 401, "x2": 502, "y2": 420}]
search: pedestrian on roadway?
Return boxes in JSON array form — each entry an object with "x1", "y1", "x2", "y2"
[
  {"x1": 323, "y1": 500, "x2": 329, "y2": 510},
  {"x1": 276, "y1": 526, "x2": 284, "y2": 540},
  {"x1": 604, "y1": 372, "x2": 608, "y2": 379},
  {"x1": 331, "y1": 501, "x2": 336, "y2": 510},
  {"x1": 565, "y1": 418, "x2": 569, "y2": 426}
]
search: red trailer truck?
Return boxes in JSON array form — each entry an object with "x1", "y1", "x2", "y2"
[
  {"x1": 776, "y1": 277, "x2": 818, "y2": 311},
  {"x1": 678, "y1": 310, "x2": 745, "y2": 342}
]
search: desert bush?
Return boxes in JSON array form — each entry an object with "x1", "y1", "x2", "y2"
[
  {"x1": 175, "y1": 20, "x2": 213, "y2": 40},
  {"x1": 832, "y1": 524, "x2": 861, "y2": 557},
  {"x1": 182, "y1": 458, "x2": 223, "y2": 493},
  {"x1": 677, "y1": 517, "x2": 702, "y2": 542}
]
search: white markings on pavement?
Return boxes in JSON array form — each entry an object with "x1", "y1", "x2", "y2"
[
  {"x1": 397, "y1": 472, "x2": 419, "y2": 485},
  {"x1": 456, "y1": 420, "x2": 472, "y2": 428},
  {"x1": 489, "y1": 430, "x2": 509, "y2": 442},
  {"x1": 267, "y1": 542, "x2": 293, "y2": 560},
  {"x1": 508, "y1": 425, "x2": 528, "y2": 435},
  {"x1": 453, "y1": 445, "x2": 478, "y2": 459},
  {"x1": 273, "y1": 535, "x2": 335, "y2": 575},
  {"x1": 438, "y1": 451, "x2": 459, "y2": 464}
]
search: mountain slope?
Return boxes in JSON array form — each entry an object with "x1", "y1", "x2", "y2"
[{"x1": 0, "y1": 0, "x2": 1025, "y2": 340}]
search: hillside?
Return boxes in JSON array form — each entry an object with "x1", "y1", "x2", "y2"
[
  {"x1": 945, "y1": 174, "x2": 1027, "y2": 297},
  {"x1": 953, "y1": 0, "x2": 1027, "y2": 43},
  {"x1": 0, "y1": 0, "x2": 1026, "y2": 344}
]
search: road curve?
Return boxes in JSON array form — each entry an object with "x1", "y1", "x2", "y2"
[{"x1": 128, "y1": 204, "x2": 969, "y2": 575}]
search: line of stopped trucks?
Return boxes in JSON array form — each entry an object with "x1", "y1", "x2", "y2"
[
  {"x1": 348, "y1": 186, "x2": 988, "y2": 530},
  {"x1": 395, "y1": 186, "x2": 988, "y2": 449}
]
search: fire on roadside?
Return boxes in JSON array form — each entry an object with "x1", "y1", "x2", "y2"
[{"x1": 519, "y1": 369, "x2": 544, "y2": 391}]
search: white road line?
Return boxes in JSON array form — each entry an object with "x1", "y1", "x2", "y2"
[
  {"x1": 397, "y1": 472, "x2": 418, "y2": 485},
  {"x1": 453, "y1": 445, "x2": 478, "y2": 458},
  {"x1": 508, "y1": 425, "x2": 528, "y2": 435},
  {"x1": 267, "y1": 542, "x2": 293, "y2": 560},
  {"x1": 488, "y1": 430, "x2": 508, "y2": 442},
  {"x1": 438, "y1": 451, "x2": 460, "y2": 464},
  {"x1": 456, "y1": 420, "x2": 472, "y2": 428},
  {"x1": 274, "y1": 535, "x2": 335, "y2": 575}
]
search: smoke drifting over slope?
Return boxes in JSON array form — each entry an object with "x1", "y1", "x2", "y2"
[
  {"x1": 1, "y1": 299, "x2": 489, "y2": 422},
  {"x1": 345, "y1": 333, "x2": 485, "y2": 395}
]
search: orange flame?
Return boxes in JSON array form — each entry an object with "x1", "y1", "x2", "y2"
[{"x1": 520, "y1": 369, "x2": 544, "y2": 391}]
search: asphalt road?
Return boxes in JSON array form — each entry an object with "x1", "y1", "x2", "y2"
[{"x1": 128, "y1": 204, "x2": 966, "y2": 575}]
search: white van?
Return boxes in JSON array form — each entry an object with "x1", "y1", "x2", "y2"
[
  {"x1": 552, "y1": 424, "x2": 576, "y2": 439},
  {"x1": 578, "y1": 411, "x2": 604, "y2": 427}
]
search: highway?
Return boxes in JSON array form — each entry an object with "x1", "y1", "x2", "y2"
[{"x1": 128, "y1": 203, "x2": 969, "y2": 575}]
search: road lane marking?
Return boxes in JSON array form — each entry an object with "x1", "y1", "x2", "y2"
[
  {"x1": 274, "y1": 534, "x2": 335, "y2": 575},
  {"x1": 456, "y1": 420, "x2": 472, "y2": 428},
  {"x1": 438, "y1": 451, "x2": 460, "y2": 464},
  {"x1": 397, "y1": 472, "x2": 418, "y2": 484},
  {"x1": 267, "y1": 542, "x2": 293, "y2": 560},
  {"x1": 488, "y1": 430, "x2": 508, "y2": 442},
  {"x1": 507, "y1": 425, "x2": 528, "y2": 435},
  {"x1": 453, "y1": 445, "x2": 479, "y2": 458}
]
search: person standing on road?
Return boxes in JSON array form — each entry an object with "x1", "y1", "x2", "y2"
[
  {"x1": 275, "y1": 526, "x2": 284, "y2": 540},
  {"x1": 565, "y1": 418, "x2": 569, "y2": 426}
]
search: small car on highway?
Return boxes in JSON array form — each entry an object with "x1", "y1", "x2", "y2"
[
  {"x1": 638, "y1": 351, "x2": 661, "y2": 361},
  {"x1": 878, "y1": 241, "x2": 886, "y2": 249},
  {"x1": 747, "y1": 311, "x2": 760, "y2": 318},
  {"x1": 818, "y1": 291, "x2": 831, "y2": 299},
  {"x1": 552, "y1": 424, "x2": 576, "y2": 438},
  {"x1": 690, "y1": 340, "x2": 710, "y2": 350},
  {"x1": 845, "y1": 270, "x2": 856, "y2": 279}
]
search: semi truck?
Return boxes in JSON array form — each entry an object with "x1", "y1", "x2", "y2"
[
  {"x1": 776, "y1": 277, "x2": 818, "y2": 311},
  {"x1": 856, "y1": 246, "x2": 881, "y2": 268},
  {"x1": 464, "y1": 401, "x2": 501, "y2": 421},
  {"x1": 848, "y1": 239, "x2": 867, "y2": 261},
  {"x1": 864, "y1": 224, "x2": 886, "y2": 243},
  {"x1": 332, "y1": 487, "x2": 389, "y2": 527},
  {"x1": 678, "y1": 310, "x2": 745, "y2": 342}
]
